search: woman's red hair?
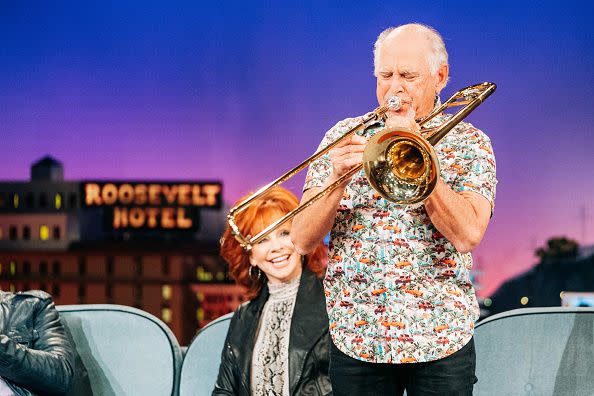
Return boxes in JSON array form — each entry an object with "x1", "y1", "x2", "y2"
[{"x1": 220, "y1": 187, "x2": 327, "y2": 299}]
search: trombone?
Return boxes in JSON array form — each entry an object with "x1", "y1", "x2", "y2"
[{"x1": 228, "y1": 82, "x2": 496, "y2": 250}]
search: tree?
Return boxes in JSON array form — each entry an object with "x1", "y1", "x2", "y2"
[{"x1": 535, "y1": 236, "x2": 579, "y2": 261}]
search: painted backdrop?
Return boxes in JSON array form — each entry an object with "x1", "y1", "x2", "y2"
[{"x1": 1, "y1": 1, "x2": 593, "y2": 295}]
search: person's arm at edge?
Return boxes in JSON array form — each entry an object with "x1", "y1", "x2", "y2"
[{"x1": 0, "y1": 298, "x2": 74, "y2": 395}]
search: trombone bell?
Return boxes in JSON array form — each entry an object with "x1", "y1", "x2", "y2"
[{"x1": 363, "y1": 128, "x2": 439, "y2": 204}]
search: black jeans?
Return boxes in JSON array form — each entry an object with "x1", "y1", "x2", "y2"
[{"x1": 329, "y1": 338, "x2": 477, "y2": 396}]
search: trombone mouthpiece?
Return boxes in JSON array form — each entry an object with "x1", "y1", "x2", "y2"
[{"x1": 387, "y1": 96, "x2": 402, "y2": 111}]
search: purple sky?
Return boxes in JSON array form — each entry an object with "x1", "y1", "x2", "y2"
[{"x1": 2, "y1": 1, "x2": 594, "y2": 295}]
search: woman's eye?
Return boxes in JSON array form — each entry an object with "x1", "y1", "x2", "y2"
[{"x1": 280, "y1": 230, "x2": 290, "y2": 237}]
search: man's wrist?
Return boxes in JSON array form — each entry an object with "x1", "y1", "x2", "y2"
[{"x1": 326, "y1": 172, "x2": 351, "y2": 190}]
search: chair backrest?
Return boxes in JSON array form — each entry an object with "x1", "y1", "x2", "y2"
[
  {"x1": 179, "y1": 312, "x2": 234, "y2": 396},
  {"x1": 58, "y1": 304, "x2": 182, "y2": 396},
  {"x1": 474, "y1": 307, "x2": 594, "y2": 396}
]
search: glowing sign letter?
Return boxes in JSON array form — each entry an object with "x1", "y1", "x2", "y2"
[
  {"x1": 178, "y1": 184, "x2": 191, "y2": 206},
  {"x1": 161, "y1": 208, "x2": 175, "y2": 229},
  {"x1": 162, "y1": 185, "x2": 178, "y2": 205},
  {"x1": 203, "y1": 184, "x2": 221, "y2": 206},
  {"x1": 113, "y1": 207, "x2": 128, "y2": 228},
  {"x1": 177, "y1": 208, "x2": 192, "y2": 228},
  {"x1": 118, "y1": 184, "x2": 134, "y2": 205},
  {"x1": 102, "y1": 184, "x2": 118, "y2": 205},
  {"x1": 146, "y1": 208, "x2": 159, "y2": 228},
  {"x1": 85, "y1": 184, "x2": 102, "y2": 206},
  {"x1": 129, "y1": 208, "x2": 145, "y2": 228},
  {"x1": 191, "y1": 185, "x2": 205, "y2": 205},
  {"x1": 149, "y1": 185, "x2": 162, "y2": 205},
  {"x1": 134, "y1": 184, "x2": 148, "y2": 205}
]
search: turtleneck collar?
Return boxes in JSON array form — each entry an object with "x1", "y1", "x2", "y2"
[{"x1": 267, "y1": 276, "x2": 300, "y2": 302}]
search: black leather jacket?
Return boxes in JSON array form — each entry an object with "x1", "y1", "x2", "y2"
[
  {"x1": 0, "y1": 290, "x2": 74, "y2": 396},
  {"x1": 213, "y1": 268, "x2": 332, "y2": 395}
]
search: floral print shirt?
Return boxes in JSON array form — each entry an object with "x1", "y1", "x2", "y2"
[{"x1": 303, "y1": 113, "x2": 497, "y2": 363}]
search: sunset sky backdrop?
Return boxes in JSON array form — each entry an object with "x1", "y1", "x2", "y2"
[{"x1": 2, "y1": 1, "x2": 593, "y2": 295}]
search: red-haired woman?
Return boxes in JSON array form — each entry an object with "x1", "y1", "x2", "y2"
[{"x1": 213, "y1": 187, "x2": 332, "y2": 395}]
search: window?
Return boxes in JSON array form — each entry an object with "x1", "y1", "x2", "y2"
[
  {"x1": 53, "y1": 226, "x2": 61, "y2": 240},
  {"x1": 135, "y1": 284, "x2": 143, "y2": 309},
  {"x1": 106, "y1": 257, "x2": 114, "y2": 276},
  {"x1": 78, "y1": 284, "x2": 86, "y2": 300},
  {"x1": 135, "y1": 284, "x2": 143, "y2": 299},
  {"x1": 22, "y1": 226, "x2": 31, "y2": 240},
  {"x1": 25, "y1": 193, "x2": 34, "y2": 208},
  {"x1": 196, "y1": 308, "x2": 204, "y2": 322},
  {"x1": 0, "y1": 192, "x2": 5, "y2": 207},
  {"x1": 78, "y1": 257, "x2": 86, "y2": 276},
  {"x1": 39, "y1": 193, "x2": 48, "y2": 208},
  {"x1": 161, "y1": 256, "x2": 170, "y2": 276},
  {"x1": 23, "y1": 261, "x2": 31, "y2": 275},
  {"x1": 0, "y1": 227, "x2": 3, "y2": 240},
  {"x1": 9, "y1": 226, "x2": 17, "y2": 240},
  {"x1": 52, "y1": 261, "x2": 61, "y2": 276},
  {"x1": 39, "y1": 261, "x2": 48, "y2": 276},
  {"x1": 12, "y1": 194, "x2": 19, "y2": 208},
  {"x1": 161, "y1": 308, "x2": 172, "y2": 323},
  {"x1": 0, "y1": 261, "x2": 16, "y2": 277},
  {"x1": 68, "y1": 193, "x2": 77, "y2": 209},
  {"x1": 52, "y1": 284, "x2": 60, "y2": 297},
  {"x1": 55, "y1": 193, "x2": 62, "y2": 210},
  {"x1": 39, "y1": 225, "x2": 49, "y2": 241},
  {"x1": 162, "y1": 285, "x2": 172, "y2": 301},
  {"x1": 134, "y1": 256, "x2": 142, "y2": 276}
]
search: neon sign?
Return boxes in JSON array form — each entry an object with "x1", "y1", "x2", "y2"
[{"x1": 83, "y1": 182, "x2": 222, "y2": 230}]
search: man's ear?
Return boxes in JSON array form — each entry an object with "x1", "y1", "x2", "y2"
[{"x1": 436, "y1": 64, "x2": 449, "y2": 93}]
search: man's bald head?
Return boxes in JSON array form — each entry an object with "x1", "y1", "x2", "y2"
[{"x1": 373, "y1": 23, "x2": 448, "y2": 78}]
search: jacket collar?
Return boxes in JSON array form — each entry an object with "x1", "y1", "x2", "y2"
[
  {"x1": 288, "y1": 268, "x2": 328, "y2": 394},
  {"x1": 236, "y1": 280, "x2": 269, "y2": 392}
]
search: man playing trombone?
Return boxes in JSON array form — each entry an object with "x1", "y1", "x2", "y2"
[{"x1": 291, "y1": 23, "x2": 497, "y2": 395}]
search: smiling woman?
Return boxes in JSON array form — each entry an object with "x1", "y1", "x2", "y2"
[
  {"x1": 214, "y1": 187, "x2": 331, "y2": 395},
  {"x1": 248, "y1": 224, "x2": 303, "y2": 284},
  {"x1": 220, "y1": 187, "x2": 326, "y2": 298}
]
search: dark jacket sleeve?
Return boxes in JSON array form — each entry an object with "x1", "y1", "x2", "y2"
[
  {"x1": 312, "y1": 332, "x2": 332, "y2": 395},
  {"x1": 0, "y1": 298, "x2": 75, "y2": 396},
  {"x1": 212, "y1": 310, "x2": 241, "y2": 396}
]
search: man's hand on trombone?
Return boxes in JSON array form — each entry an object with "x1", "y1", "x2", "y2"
[{"x1": 327, "y1": 134, "x2": 367, "y2": 184}]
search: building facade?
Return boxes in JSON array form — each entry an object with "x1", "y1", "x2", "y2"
[{"x1": 0, "y1": 156, "x2": 245, "y2": 344}]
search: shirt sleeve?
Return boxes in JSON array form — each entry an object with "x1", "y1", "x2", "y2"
[
  {"x1": 303, "y1": 118, "x2": 358, "y2": 192},
  {"x1": 447, "y1": 126, "x2": 497, "y2": 209}
]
